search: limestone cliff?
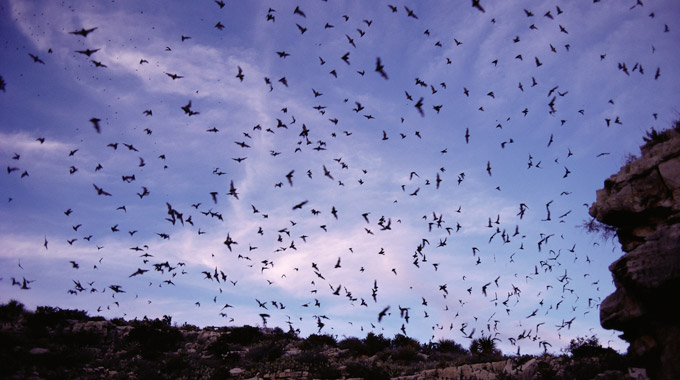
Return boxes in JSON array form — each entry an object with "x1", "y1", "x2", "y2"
[{"x1": 590, "y1": 126, "x2": 680, "y2": 380}]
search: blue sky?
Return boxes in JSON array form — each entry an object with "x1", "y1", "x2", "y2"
[{"x1": 1, "y1": 0, "x2": 678, "y2": 355}]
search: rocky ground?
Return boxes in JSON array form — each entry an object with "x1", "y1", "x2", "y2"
[{"x1": 0, "y1": 300, "x2": 646, "y2": 380}]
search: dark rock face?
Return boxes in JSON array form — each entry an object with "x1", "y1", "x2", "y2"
[{"x1": 590, "y1": 129, "x2": 680, "y2": 380}]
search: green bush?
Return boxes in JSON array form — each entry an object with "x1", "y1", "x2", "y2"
[
  {"x1": 110, "y1": 317, "x2": 127, "y2": 326},
  {"x1": 338, "y1": 336, "x2": 364, "y2": 355},
  {"x1": 391, "y1": 333, "x2": 420, "y2": 349},
  {"x1": 52, "y1": 329, "x2": 100, "y2": 347},
  {"x1": 642, "y1": 127, "x2": 670, "y2": 147},
  {"x1": 207, "y1": 333, "x2": 240, "y2": 357},
  {"x1": 391, "y1": 345, "x2": 422, "y2": 363},
  {"x1": 269, "y1": 326, "x2": 298, "y2": 342},
  {"x1": 245, "y1": 341, "x2": 283, "y2": 362},
  {"x1": 562, "y1": 336, "x2": 626, "y2": 380},
  {"x1": 363, "y1": 332, "x2": 391, "y2": 356},
  {"x1": 316, "y1": 364, "x2": 342, "y2": 379},
  {"x1": 0, "y1": 330, "x2": 22, "y2": 377},
  {"x1": 345, "y1": 360, "x2": 390, "y2": 380},
  {"x1": 301, "y1": 333, "x2": 337, "y2": 350},
  {"x1": 126, "y1": 318, "x2": 183, "y2": 359},
  {"x1": 536, "y1": 360, "x2": 557, "y2": 380},
  {"x1": 224, "y1": 325, "x2": 263, "y2": 346},
  {"x1": 566, "y1": 336, "x2": 607, "y2": 359},
  {"x1": 469, "y1": 336, "x2": 502, "y2": 360},
  {"x1": 0, "y1": 300, "x2": 25, "y2": 321},
  {"x1": 436, "y1": 339, "x2": 467, "y2": 355},
  {"x1": 26, "y1": 306, "x2": 91, "y2": 330},
  {"x1": 293, "y1": 351, "x2": 340, "y2": 378}
]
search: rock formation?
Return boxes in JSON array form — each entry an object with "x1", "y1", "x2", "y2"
[{"x1": 590, "y1": 126, "x2": 680, "y2": 380}]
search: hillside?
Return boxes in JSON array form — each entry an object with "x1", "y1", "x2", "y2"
[{"x1": 1, "y1": 301, "x2": 644, "y2": 380}]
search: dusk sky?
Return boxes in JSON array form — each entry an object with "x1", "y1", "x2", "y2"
[{"x1": 1, "y1": 0, "x2": 678, "y2": 355}]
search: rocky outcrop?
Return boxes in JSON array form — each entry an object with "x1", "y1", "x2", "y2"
[{"x1": 590, "y1": 128, "x2": 680, "y2": 380}]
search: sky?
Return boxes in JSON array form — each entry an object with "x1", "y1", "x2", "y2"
[{"x1": 1, "y1": 0, "x2": 679, "y2": 356}]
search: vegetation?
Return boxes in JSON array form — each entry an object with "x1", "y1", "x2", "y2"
[
  {"x1": 299, "y1": 333, "x2": 337, "y2": 350},
  {"x1": 641, "y1": 119, "x2": 680, "y2": 149},
  {"x1": 0, "y1": 301, "x2": 633, "y2": 380},
  {"x1": 125, "y1": 316, "x2": 184, "y2": 359},
  {"x1": 581, "y1": 217, "x2": 618, "y2": 241},
  {"x1": 560, "y1": 336, "x2": 626, "y2": 379},
  {"x1": 469, "y1": 335, "x2": 502, "y2": 361}
]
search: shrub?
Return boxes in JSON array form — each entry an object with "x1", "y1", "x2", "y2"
[
  {"x1": 565, "y1": 336, "x2": 603, "y2": 359},
  {"x1": 294, "y1": 350, "x2": 329, "y2": 366},
  {"x1": 363, "y1": 332, "x2": 391, "y2": 356},
  {"x1": 26, "y1": 306, "x2": 91, "y2": 330},
  {"x1": 391, "y1": 333, "x2": 420, "y2": 349},
  {"x1": 469, "y1": 336, "x2": 502, "y2": 360},
  {"x1": 535, "y1": 360, "x2": 557, "y2": 380},
  {"x1": 181, "y1": 322, "x2": 199, "y2": 331},
  {"x1": 642, "y1": 127, "x2": 670, "y2": 147},
  {"x1": 562, "y1": 336, "x2": 625, "y2": 379},
  {"x1": 436, "y1": 339, "x2": 467, "y2": 355},
  {"x1": 391, "y1": 345, "x2": 422, "y2": 363},
  {"x1": 316, "y1": 365, "x2": 342, "y2": 379},
  {"x1": 110, "y1": 317, "x2": 127, "y2": 326},
  {"x1": 345, "y1": 360, "x2": 390, "y2": 380},
  {"x1": 338, "y1": 336, "x2": 364, "y2": 354},
  {"x1": 245, "y1": 341, "x2": 283, "y2": 362},
  {"x1": 623, "y1": 152, "x2": 638, "y2": 165},
  {"x1": 52, "y1": 329, "x2": 100, "y2": 347},
  {"x1": 293, "y1": 351, "x2": 340, "y2": 378},
  {"x1": 565, "y1": 336, "x2": 622, "y2": 362},
  {"x1": 223, "y1": 325, "x2": 263, "y2": 346},
  {"x1": 0, "y1": 300, "x2": 25, "y2": 322},
  {"x1": 126, "y1": 318, "x2": 183, "y2": 359},
  {"x1": 164, "y1": 353, "x2": 192, "y2": 377},
  {"x1": 580, "y1": 217, "x2": 617, "y2": 241},
  {"x1": 269, "y1": 326, "x2": 298, "y2": 342},
  {"x1": 207, "y1": 333, "x2": 240, "y2": 357},
  {"x1": 301, "y1": 333, "x2": 337, "y2": 350}
]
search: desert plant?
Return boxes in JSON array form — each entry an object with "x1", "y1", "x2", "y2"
[
  {"x1": 110, "y1": 317, "x2": 127, "y2": 326},
  {"x1": 565, "y1": 335, "x2": 622, "y2": 361},
  {"x1": 469, "y1": 335, "x2": 501, "y2": 359},
  {"x1": 244, "y1": 341, "x2": 283, "y2": 362},
  {"x1": 25, "y1": 306, "x2": 91, "y2": 331},
  {"x1": 293, "y1": 351, "x2": 340, "y2": 378},
  {"x1": 269, "y1": 326, "x2": 298, "y2": 343},
  {"x1": 126, "y1": 317, "x2": 183, "y2": 359},
  {"x1": 391, "y1": 345, "x2": 422, "y2": 363},
  {"x1": 623, "y1": 152, "x2": 638, "y2": 165},
  {"x1": 363, "y1": 332, "x2": 391, "y2": 356},
  {"x1": 207, "y1": 333, "x2": 241, "y2": 357},
  {"x1": 391, "y1": 333, "x2": 420, "y2": 349},
  {"x1": 0, "y1": 300, "x2": 25, "y2": 322},
  {"x1": 436, "y1": 338, "x2": 468, "y2": 355},
  {"x1": 535, "y1": 359, "x2": 557, "y2": 380},
  {"x1": 642, "y1": 126, "x2": 670, "y2": 147},
  {"x1": 181, "y1": 322, "x2": 199, "y2": 331},
  {"x1": 338, "y1": 336, "x2": 364, "y2": 355},
  {"x1": 223, "y1": 325, "x2": 263, "y2": 346},
  {"x1": 300, "y1": 333, "x2": 337, "y2": 350},
  {"x1": 345, "y1": 360, "x2": 390, "y2": 380},
  {"x1": 580, "y1": 217, "x2": 617, "y2": 241},
  {"x1": 559, "y1": 335, "x2": 626, "y2": 379}
]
